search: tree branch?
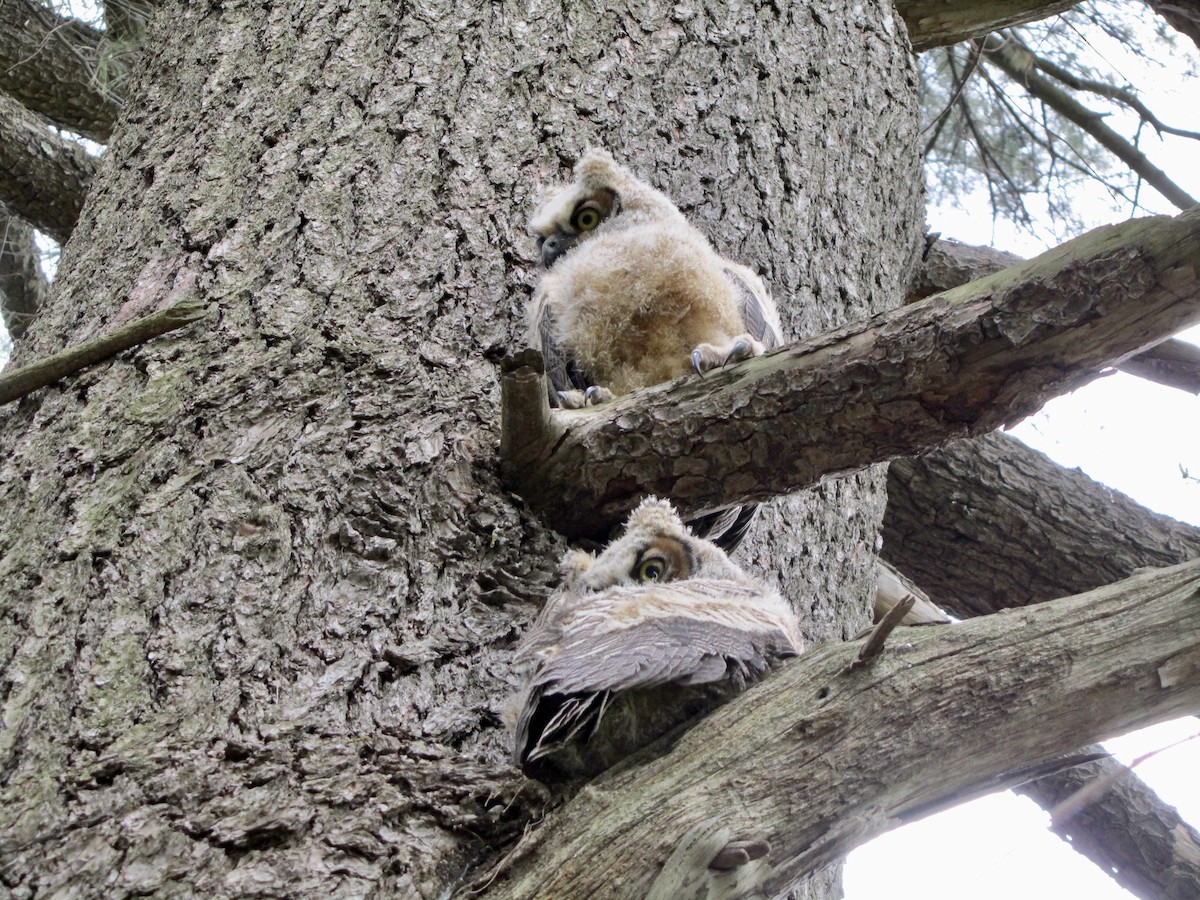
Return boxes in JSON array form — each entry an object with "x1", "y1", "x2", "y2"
[
  {"x1": 0, "y1": 209, "x2": 47, "y2": 341},
  {"x1": 0, "y1": 92, "x2": 96, "y2": 244},
  {"x1": 896, "y1": 0, "x2": 1077, "y2": 52},
  {"x1": 983, "y1": 32, "x2": 1199, "y2": 211},
  {"x1": 0, "y1": 0, "x2": 119, "y2": 143},
  {"x1": 480, "y1": 560, "x2": 1200, "y2": 899},
  {"x1": 0, "y1": 301, "x2": 208, "y2": 405},
  {"x1": 501, "y1": 207, "x2": 1200, "y2": 541},
  {"x1": 1017, "y1": 754, "x2": 1200, "y2": 899},
  {"x1": 1145, "y1": 0, "x2": 1200, "y2": 53},
  {"x1": 884, "y1": 432, "x2": 1200, "y2": 618},
  {"x1": 915, "y1": 237, "x2": 1200, "y2": 393}
]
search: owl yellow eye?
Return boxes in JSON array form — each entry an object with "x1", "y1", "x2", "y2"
[
  {"x1": 572, "y1": 202, "x2": 604, "y2": 232},
  {"x1": 634, "y1": 557, "x2": 669, "y2": 582}
]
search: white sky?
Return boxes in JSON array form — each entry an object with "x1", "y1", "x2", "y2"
[{"x1": 847, "y1": 7, "x2": 1200, "y2": 896}]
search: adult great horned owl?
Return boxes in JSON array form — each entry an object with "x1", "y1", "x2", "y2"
[
  {"x1": 527, "y1": 150, "x2": 784, "y2": 550},
  {"x1": 528, "y1": 149, "x2": 783, "y2": 408},
  {"x1": 510, "y1": 498, "x2": 801, "y2": 782}
]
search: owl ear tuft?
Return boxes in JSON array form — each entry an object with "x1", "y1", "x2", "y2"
[
  {"x1": 575, "y1": 148, "x2": 621, "y2": 189},
  {"x1": 625, "y1": 496, "x2": 686, "y2": 536}
]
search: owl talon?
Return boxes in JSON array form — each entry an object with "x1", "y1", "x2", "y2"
[
  {"x1": 691, "y1": 349, "x2": 706, "y2": 377},
  {"x1": 584, "y1": 386, "x2": 614, "y2": 406},
  {"x1": 723, "y1": 338, "x2": 754, "y2": 368}
]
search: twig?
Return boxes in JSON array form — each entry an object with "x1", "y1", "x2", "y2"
[
  {"x1": 0, "y1": 300, "x2": 208, "y2": 405},
  {"x1": 852, "y1": 595, "x2": 916, "y2": 669}
]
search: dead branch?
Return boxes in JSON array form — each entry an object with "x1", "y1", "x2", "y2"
[
  {"x1": 0, "y1": 300, "x2": 208, "y2": 405},
  {"x1": 896, "y1": 0, "x2": 1077, "y2": 52}
]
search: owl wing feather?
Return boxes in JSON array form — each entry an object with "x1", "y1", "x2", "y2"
[
  {"x1": 515, "y1": 580, "x2": 798, "y2": 765},
  {"x1": 723, "y1": 267, "x2": 781, "y2": 349}
]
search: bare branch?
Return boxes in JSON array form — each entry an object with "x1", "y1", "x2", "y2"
[
  {"x1": 0, "y1": 93, "x2": 96, "y2": 244},
  {"x1": 501, "y1": 208, "x2": 1200, "y2": 542},
  {"x1": 0, "y1": 301, "x2": 208, "y2": 405},
  {"x1": 983, "y1": 32, "x2": 1199, "y2": 211},
  {"x1": 884, "y1": 432, "x2": 1200, "y2": 618},
  {"x1": 480, "y1": 560, "x2": 1200, "y2": 899},
  {"x1": 0, "y1": 0, "x2": 120, "y2": 142},
  {"x1": 896, "y1": 0, "x2": 1077, "y2": 52}
]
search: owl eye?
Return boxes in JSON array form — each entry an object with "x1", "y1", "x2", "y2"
[
  {"x1": 571, "y1": 202, "x2": 605, "y2": 232},
  {"x1": 633, "y1": 556, "x2": 669, "y2": 582}
]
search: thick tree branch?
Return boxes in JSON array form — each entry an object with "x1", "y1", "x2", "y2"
[
  {"x1": 1017, "y1": 755, "x2": 1200, "y2": 899},
  {"x1": 885, "y1": 433, "x2": 1200, "y2": 895},
  {"x1": 480, "y1": 560, "x2": 1200, "y2": 899},
  {"x1": 0, "y1": 0, "x2": 119, "y2": 142},
  {"x1": 0, "y1": 93, "x2": 96, "y2": 245},
  {"x1": 896, "y1": 0, "x2": 1077, "y2": 52},
  {"x1": 0, "y1": 209, "x2": 47, "y2": 341},
  {"x1": 502, "y1": 207, "x2": 1200, "y2": 541},
  {"x1": 984, "y1": 32, "x2": 1199, "y2": 211},
  {"x1": 916, "y1": 237, "x2": 1200, "y2": 393},
  {"x1": 885, "y1": 432, "x2": 1200, "y2": 618}
]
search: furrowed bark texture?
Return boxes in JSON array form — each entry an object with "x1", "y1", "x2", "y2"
[
  {"x1": 0, "y1": 210, "x2": 47, "y2": 341},
  {"x1": 502, "y1": 207, "x2": 1200, "y2": 541},
  {"x1": 0, "y1": 92, "x2": 96, "y2": 244},
  {"x1": 915, "y1": 237, "x2": 1200, "y2": 394},
  {"x1": 884, "y1": 431, "x2": 1200, "y2": 618},
  {"x1": 0, "y1": 0, "x2": 921, "y2": 895},
  {"x1": 0, "y1": 0, "x2": 119, "y2": 143},
  {"x1": 482, "y1": 561, "x2": 1200, "y2": 899},
  {"x1": 896, "y1": 0, "x2": 1077, "y2": 51}
]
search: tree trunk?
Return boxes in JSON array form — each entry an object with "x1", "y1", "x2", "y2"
[{"x1": 0, "y1": 0, "x2": 922, "y2": 896}]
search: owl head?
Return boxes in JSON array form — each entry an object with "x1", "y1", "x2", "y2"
[
  {"x1": 529, "y1": 149, "x2": 686, "y2": 267},
  {"x1": 558, "y1": 496, "x2": 748, "y2": 595}
]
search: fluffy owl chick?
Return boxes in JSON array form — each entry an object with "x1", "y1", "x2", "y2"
[
  {"x1": 528, "y1": 149, "x2": 783, "y2": 410},
  {"x1": 510, "y1": 497, "x2": 801, "y2": 782}
]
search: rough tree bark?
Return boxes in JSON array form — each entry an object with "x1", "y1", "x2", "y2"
[
  {"x1": 0, "y1": 210, "x2": 47, "y2": 341},
  {"x1": 0, "y1": 0, "x2": 921, "y2": 897}
]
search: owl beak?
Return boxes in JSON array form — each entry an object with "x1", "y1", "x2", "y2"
[{"x1": 541, "y1": 232, "x2": 577, "y2": 267}]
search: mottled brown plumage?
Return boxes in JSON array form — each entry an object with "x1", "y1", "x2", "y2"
[{"x1": 510, "y1": 498, "x2": 801, "y2": 782}]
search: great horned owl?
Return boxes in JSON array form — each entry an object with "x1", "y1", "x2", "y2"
[
  {"x1": 510, "y1": 497, "x2": 801, "y2": 782},
  {"x1": 527, "y1": 149, "x2": 784, "y2": 549},
  {"x1": 528, "y1": 149, "x2": 782, "y2": 407}
]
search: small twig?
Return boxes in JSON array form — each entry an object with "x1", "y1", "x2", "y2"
[
  {"x1": 852, "y1": 595, "x2": 916, "y2": 669},
  {"x1": 0, "y1": 300, "x2": 208, "y2": 405}
]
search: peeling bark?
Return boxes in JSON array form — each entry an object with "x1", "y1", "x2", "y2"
[
  {"x1": 480, "y1": 561, "x2": 1200, "y2": 899},
  {"x1": 502, "y1": 207, "x2": 1200, "y2": 541}
]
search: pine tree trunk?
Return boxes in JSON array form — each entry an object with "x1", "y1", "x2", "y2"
[{"x1": 0, "y1": 0, "x2": 922, "y2": 895}]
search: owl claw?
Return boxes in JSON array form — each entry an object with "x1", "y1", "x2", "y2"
[
  {"x1": 584, "y1": 386, "x2": 614, "y2": 406},
  {"x1": 691, "y1": 349, "x2": 706, "y2": 377},
  {"x1": 723, "y1": 338, "x2": 755, "y2": 368}
]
